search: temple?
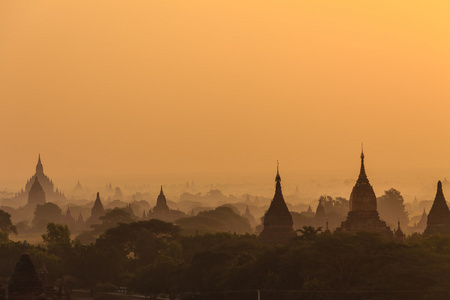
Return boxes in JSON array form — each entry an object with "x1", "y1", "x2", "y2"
[
  {"x1": 8, "y1": 241, "x2": 45, "y2": 299},
  {"x1": 424, "y1": 181, "x2": 450, "y2": 236},
  {"x1": 394, "y1": 221, "x2": 405, "y2": 242},
  {"x1": 149, "y1": 186, "x2": 185, "y2": 222},
  {"x1": 15, "y1": 155, "x2": 65, "y2": 205},
  {"x1": 335, "y1": 150, "x2": 392, "y2": 237},
  {"x1": 258, "y1": 164, "x2": 296, "y2": 244},
  {"x1": 413, "y1": 208, "x2": 428, "y2": 233},
  {"x1": 314, "y1": 199, "x2": 326, "y2": 229},
  {"x1": 243, "y1": 205, "x2": 258, "y2": 227},
  {"x1": 153, "y1": 186, "x2": 170, "y2": 214},
  {"x1": 27, "y1": 177, "x2": 46, "y2": 207},
  {"x1": 86, "y1": 192, "x2": 105, "y2": 225}
]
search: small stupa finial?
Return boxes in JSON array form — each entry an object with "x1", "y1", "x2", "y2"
[
  {"x1": 358, "y1": 145, "x2": 368, "y2": 181},
  {"x1": 275, "y1": 160, "x2": 281, "y2": 183}
]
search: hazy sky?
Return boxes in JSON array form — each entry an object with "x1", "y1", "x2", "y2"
[{"x1": 1, "y1": 1, "x2": 450, "y2": 185}]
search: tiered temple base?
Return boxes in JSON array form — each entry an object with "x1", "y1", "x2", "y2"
[
  {"x1": 336, "y1": 211, "x2": 392, "y2": 238},
  {"x1": 258, "y1": 224, "x2": 296, "y2": 245}
]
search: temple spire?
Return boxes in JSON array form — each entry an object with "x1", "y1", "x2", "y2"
[
  {"x1": 36, "y1": 154, "x2": 43, "y2": 174},
  {"x1": 160, "y1": 185, "x2": 164, "y2": 195},
  {"x1": 358, "y1": 147, "x2": 368, "y2": 182},
  {"x1": 275, "y1": 161, "x2": 282, "y2": 194},
  {"x1": 275, "y1": 160, "x2": 281, "y2": 183},
  {"x1": 437, "y1": 180, "x2": 443, "y2": 195}
]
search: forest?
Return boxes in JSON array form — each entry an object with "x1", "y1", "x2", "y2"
[{"x1": 2, "y1": 213, "x2": 450, "y2": 300}]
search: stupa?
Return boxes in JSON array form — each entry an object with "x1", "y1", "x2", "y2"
[
  {"x1": 258, "y1": 163, "x2": 296, "y2": 244},
  {"x1": 424, "y1": 181, "x2": 450, "y2": 236},
  {"x1": 335, "y1": 149, "x2": 392, "y2": 237}
]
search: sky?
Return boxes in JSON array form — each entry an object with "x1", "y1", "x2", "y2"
[{"x1": 1, "y1": 1, "x2": 450, "y2": 192}]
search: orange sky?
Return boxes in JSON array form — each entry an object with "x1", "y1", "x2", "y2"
[{"x1": 1, "y1": 1, "x2": 450, "y2": 187}]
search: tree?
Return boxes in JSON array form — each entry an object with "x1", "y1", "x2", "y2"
[
  {"x1": 0, "y1": 209, "x2": 17, "y2": 235},
  {"x1": 175, "y1": 206, "x2": 252, "y2": 235},
  {"x1": 296, "y1": 226, "x2": 322, "y2": 240},
  {"x1": 94, "y1": 207, "x2": 136, "y2": 232},
  {"x1": 76, "y1": 208, "x2": 137, "y2": 244},
  {"x1": 33, "y1": 202, "x2": 63, "y2": 231},
  {"x1": 377, "y1": 188, "x2": 409, "y2": 228},
  {"x1": 42, "y1": 223, "x2": 71, "y2": 248}
]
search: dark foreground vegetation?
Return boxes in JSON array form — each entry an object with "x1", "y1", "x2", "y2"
[{"x1": 2, "y1": 219, "x2": 450, "y2": 300}]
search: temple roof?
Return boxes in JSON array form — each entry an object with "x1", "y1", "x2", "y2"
[
  {"x1": 8, "y1": 241, "x2": 44, "y2": 296},
  {"x1": 263, "y1": 164, "x2": 293, "y2": 227},
  {"x1": 315, "y1": 199, "x2": 326, "y2": 217},
  {"x1": 258, "y1": 164, "x2": 295, "y2": 244},
  {"x1": 36, "y1": 154, "x2": 43, "y2": 174},
  {"x1": 349, "y1": 150, "x2": 377, "y2": 212},
  {"x1": 92, "y1": 192, "x2": 104, "y2": 213},
  {"x1": 395, "y1": 221, "x2": 404, "y2": 236},
  {"x1": 29, "y1": 177, "x2": 44, "y2": 194},
  {"x1": 154, "y1": 185, "x2": 169, "y2": 212},
  {"x1": 427, "y1": 181, "x2": 450, "y2": 223}
]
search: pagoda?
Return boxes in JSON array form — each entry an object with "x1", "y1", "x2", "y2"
[
  {"x1": 314, "y1": 199, "x2": 326, "y2": 228},
  {"x1": 243, "y1": 205, "x2": 258, "y2": 227},
  {"x1": 424, "y1": 181, "x2": 450, "y2": 236},
  {"x1": 413, "y1": 208, "x2": 428, "y2": 233},
  {"x1": 27, "y1": 177, "x2": 46, "y2": 207},
  {"x1": 258, "y1": 164, "x2": 296, "y2": 244},
  {"x1": 394, "y1": 221, "x2": 405, "y2": 242},
  {"x1": 15, "y1": 155, "x2": 65, "y2": 204},
  {"x1": 335, "y1": 150, "x2": 392, "y2": 237},
  {"x1": 150, "y1": 186, "x2": 185, "y2": 222},
  {"x1": 8, "y1": 241, "x2": 45, "y2": 300},
  {"x1": 153, "y1": 186, "x2": 169, "y2": 214},
  {"x1": 86, "y1": 192, "x2": 105, "y2": 225}
]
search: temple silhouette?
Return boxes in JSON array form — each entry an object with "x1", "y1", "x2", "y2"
[
  {"x1": 335, "y1": 150, "x2": 392, "y2": 237},
  {"x1": 148, "y1": 186, "x2": 185, "y2": 222},
  {"x1": 14, "y1": 155, "x2": 65, "y2": 205},
  {"x1": 27, "y1": 177, "x2": 46, "y2": 207},
  {"x1": 258, "y1": 164, "x2": 296, "y2": 244},
  {"x1": 8, "y1": 241, "x2": 45, "y2": 299},
  {"x1": 424, "y1": 181, "x2": 450, "y2": 236},
  {"x1": 153, "y1": 186, "x2": 170, "y2": 215},
  {"x1": 86, "y1": 192, "x2": 105, "y2": 225}
]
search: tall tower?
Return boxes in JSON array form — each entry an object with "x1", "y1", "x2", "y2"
[
  {"x1": 335, "y1": 150, "x2": 392, "y2": 237},
  {"x1": 424, "y1": 181, "x2": 450, "y2": 236},
  {"x1": 258, "y1": 163, "x2": 296, "y2": 244}
]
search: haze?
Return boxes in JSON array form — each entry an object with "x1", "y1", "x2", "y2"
[{"x1": 1, "y1": 1, "x2": 450, "y2": 194}]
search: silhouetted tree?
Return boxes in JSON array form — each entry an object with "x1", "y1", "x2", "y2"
[
  {"x1": 33, "y1": 202, "x2": 63, "y2": 232},
  {"x1": 175, "y1": 206, "x2": 252, "y2": 235},
  {"x1": 378, "y1": 188, "x2": 409, "y2": 228},
  {"x1": 0, "y1": 209, "x2": 17, "y2": 235}
]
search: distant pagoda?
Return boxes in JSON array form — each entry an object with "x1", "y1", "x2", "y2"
[
  {"x1": 244, "y1": 205, "x2": 258, "y2": 227},
  {"x1": 335, "y1": 150, "x2": 392, "y2": 237},
  {"x1": 413, "y1": 208, "x2": 428, "y2": 233},
  {"x1": 15, "y1": 155, "x2": 65, "y2": 204},
  {"x1": 424, "y1": 181, "x2": 450, "y2": 236},
  {"x1": 86, "y1": 192, "x2": 105, "y2": 225},
  {"x1": 258, "y1": 164, "x2": 296, "y2": 244},
  {"x1": 314, "y1": 198, "x2": 326, "y2": 228},
  {"x1": 150, "y1": 186, "x2": 185, "y2": 222},
  {"x1": 153, "y1": 186, "x2": 170, "y2": 214}
]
